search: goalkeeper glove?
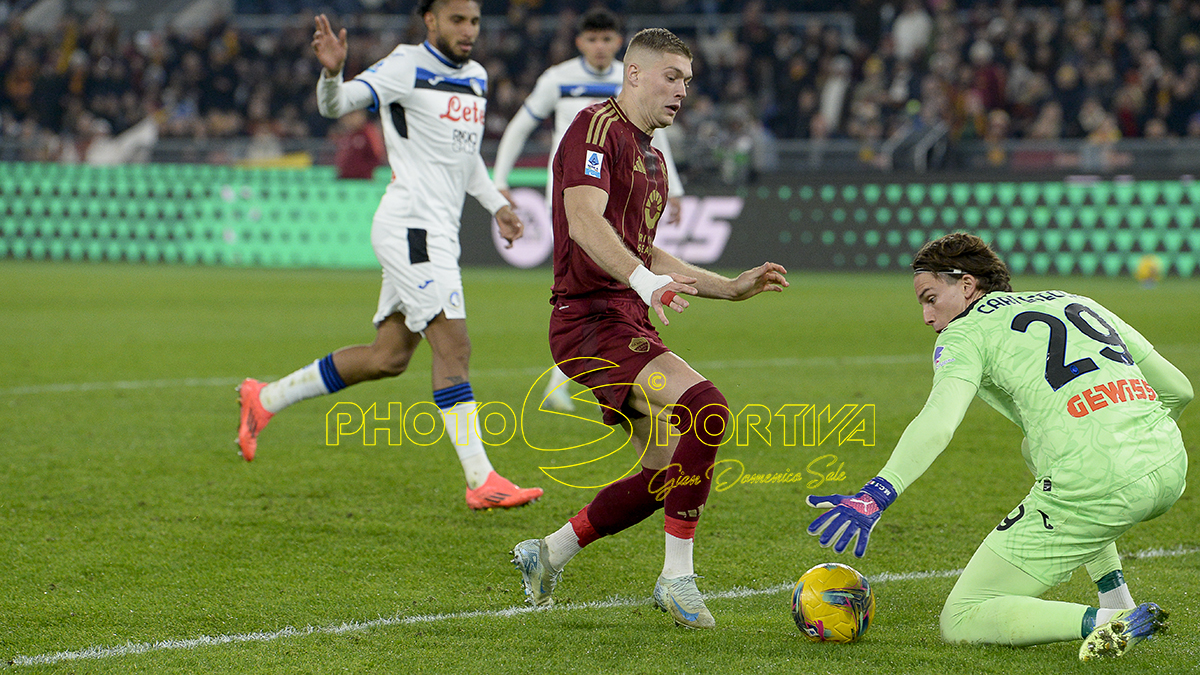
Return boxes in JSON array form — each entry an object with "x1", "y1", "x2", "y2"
[{"x1": 805, "y1": 476, "x2": 897, "y2": 558}]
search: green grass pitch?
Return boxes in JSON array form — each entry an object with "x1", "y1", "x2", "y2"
[{"x1": 0, "y1": 262, "x2": 1196, "y2": 674}]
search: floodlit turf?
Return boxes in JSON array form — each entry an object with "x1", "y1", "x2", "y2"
[{"x1": 0, "y1": 261, "x2": 1197, "y2": 674}]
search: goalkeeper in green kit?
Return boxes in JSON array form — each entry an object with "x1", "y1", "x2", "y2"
[{"x1": 805, "y1": 233, "x2": 1191, "y2": 661}]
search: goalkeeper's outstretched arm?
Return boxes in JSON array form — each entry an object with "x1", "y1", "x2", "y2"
[
  {"x1": 806, "y1": 376, "x2": 977, "y2": 557},
  {"x1": 1138, "y1": 349, "x2": 1193, "y2": 421},
  {"x1": 876, "y1": 377, "x2": 978, "y2": 494}
]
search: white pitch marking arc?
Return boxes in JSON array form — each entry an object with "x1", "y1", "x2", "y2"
[{"x1": 9, "y1": 546, "x2": 1197, "y2": 667}]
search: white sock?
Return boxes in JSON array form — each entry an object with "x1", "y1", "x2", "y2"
[
  {"x1": 259, "y1": 359, "x2": 330, "y2": 414},
  {"x1": 441, "y1": 401, "x2": 494, "y2": 489},
  {"x1": 1098, "y1": 584, "x2": 1136, "y2": 610},
  {"x1": 545, "y1": 522, "x2": 581, "y2": 570},
  {"x1": 1096, "y1": 608, "x2": 1121, "y2": 625},
  {"x1": 661, "y1": 532, "x2": 695, "y2": 578},
  {"x1": 544, "y1": 366, "x2": 570, "y2": 394}
]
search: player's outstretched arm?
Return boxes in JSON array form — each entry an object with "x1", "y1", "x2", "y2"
[
  {"x1": 565, "y1": 185, "x2": 696, "y2": 325},
  {"x1": 805, "y1": 377, "x2": 977, "y2": 557},
  {"x1": 1138, "y1": 349, "x2": 1193, "y2": 421},
  {"x1": 650, "y1": 247, "x2": 788, "y2": 301}
]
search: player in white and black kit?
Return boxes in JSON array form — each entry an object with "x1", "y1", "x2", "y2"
[
  {"x1": 492, "y1": 8, "x2": 684, "y2": 412},
  {"x1": 235, "y1": 0, "x2": 543, "y2": 511}
]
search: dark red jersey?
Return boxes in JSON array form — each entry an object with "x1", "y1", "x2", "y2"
[{"x1": 550, "y1": 99, "x2": 669, "y2": 301}]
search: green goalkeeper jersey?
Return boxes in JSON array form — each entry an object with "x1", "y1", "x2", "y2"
[{"x1": 928, "y1": 290, "x2": 1182, "y2": 499}]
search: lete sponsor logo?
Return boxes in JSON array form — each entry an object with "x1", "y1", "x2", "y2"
[{"x1": 438, "y1": 95, "x2": 484, "y2": 123}]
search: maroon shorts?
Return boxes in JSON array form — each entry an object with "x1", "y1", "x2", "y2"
[{"x1": 548, "y1": 295, "x2": 671, "y2": 426}]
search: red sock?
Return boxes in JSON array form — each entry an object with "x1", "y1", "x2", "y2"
[
  {"x1": 663, "y1": 380, "x2": 729, "y2": 525},
  {"x1": 570, "y1": 466, "x2": 667, "y2": 546}
]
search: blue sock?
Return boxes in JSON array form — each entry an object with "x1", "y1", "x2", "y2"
[
  {"x1": 433, "y1": 382, "x2": 473, "y2": 410},
  {"x1": 318, "y1": 353, "x2": 347, "y2": 393}
]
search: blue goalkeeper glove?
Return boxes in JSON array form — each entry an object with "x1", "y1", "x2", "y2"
[{"x1": 805, "y1": 476, "x2": 897, "y2": 558}]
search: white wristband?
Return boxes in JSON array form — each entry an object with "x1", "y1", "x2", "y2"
[{"x1": 628, "y1": 264, "x2": 673, "y2": 306}]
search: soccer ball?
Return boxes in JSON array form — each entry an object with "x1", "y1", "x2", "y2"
[{"x1": 791, "y1": 562, "x2": 875, "y2": 643}]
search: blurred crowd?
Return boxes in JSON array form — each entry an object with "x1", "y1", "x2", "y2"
[{"x1": 3, "y1": 0, "x2": 1200, "y2": 168}]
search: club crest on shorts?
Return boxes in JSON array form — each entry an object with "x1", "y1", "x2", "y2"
[
  {"x1": 585, "y1": 151, "x2": 604, "y2": 179},
  {"x1": 629, "y1": 337, "x2": 650, "y2": 353}
]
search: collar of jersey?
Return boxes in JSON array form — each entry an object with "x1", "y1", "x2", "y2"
[
  {"x1": 423, "y1": 41, "x2": 464, "y2": 69},
  {"x1": 951, "y1": 293, "x2": 990, "y2": 326},
  {"x1": 578, "y1": 56, "x2": 614, "y2": 77}
]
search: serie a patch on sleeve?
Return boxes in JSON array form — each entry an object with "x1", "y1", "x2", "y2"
[
  {"x1": 933, "y1": 345, "x2": 955, "y2": 370},
  {"x1": 585, "y1": 151, "x2": 604, "y2": 179}
]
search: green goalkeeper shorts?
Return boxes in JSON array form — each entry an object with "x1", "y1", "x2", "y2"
[{"x1": 982, "y1": 450, "x2": 1187, "y2": 587}]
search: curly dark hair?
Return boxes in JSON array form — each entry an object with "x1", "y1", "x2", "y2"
[{"x1": 911, "y1": 232, "x2": 1013, "y2": 293}]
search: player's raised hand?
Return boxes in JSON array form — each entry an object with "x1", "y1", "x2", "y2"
[
  {"x1": 805, "y1": 477, "x2": 896, "y2": 558},
  {"x1": 651, "y1": 273, "x2": 698, "y2": 326},
  {"x1": 312, "y1": 14, "x2": 348, "y2": 77},
  {"x1": 729, "y1": 262, "x2": 788, "y2": 301},
  {"x1": 495, "y1": 205, "x2": 524, "y2": 248}
]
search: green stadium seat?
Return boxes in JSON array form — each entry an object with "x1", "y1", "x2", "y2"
[
  {"x1": 1064, "y1": 184, "x2": 1088, "y2": 206},
  {"x1": 1114, "y1": 232, "x2": 1135, "y2": 252},
  {"x1": 1072, "y1": 253, "x2": 1097, "y2": 275},
  {"x1": 905, "y1": 183, "x2": 925, "y2": 205},
  {"x1": 972, "y1": 183, "x2": 994, "y2": 205},
  {"x1": 1009, "y1": 207, "x2": 1028, "y2": 228},
  {"x1": 1031, "y1": 207, "x2": 1051, "y2": 229},
  {"x1": 1020, "y1": 231, "x2": 1040, "y2": 251},
  {"x1": 927, "y1": 183, "x2": 947, "y2": 205},
  {"x1": 1113, "y1": 183, "x2": 1135, "y2": 205},
  {"x1": 1053, "y1": 207, "x2": 1074, "y2": 229},
  {"x1": 950, "y1": 183, "x2": 971, "y2": 205},
  {"x1": 1043, "y1": 230, "x2": 1063, "y2": 251},
  {"x1": 1174, "y1": 254, "x2": 1197, "y2": 276}
]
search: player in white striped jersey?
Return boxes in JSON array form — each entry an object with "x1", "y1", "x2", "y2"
[
  {"x1": 235, "y1": 0, "x2": 543, "y2": 511},
  {"x1": 492, "y1": 7, "x2": 684, "y2": 412}
]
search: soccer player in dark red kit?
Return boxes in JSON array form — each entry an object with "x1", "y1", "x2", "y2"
[{"x1": 510, "y1": 27, "x2": 788, "y2": 629}]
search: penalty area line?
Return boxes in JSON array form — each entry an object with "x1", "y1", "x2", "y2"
[{"x1": 10, "y1": 545, "x2": 1197, "y2": 667}]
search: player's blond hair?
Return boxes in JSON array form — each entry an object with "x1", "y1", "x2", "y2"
[
  {"x1": 912, "y1": 232, "x2": 1013, "y2": 293},
  {"x1": 626, "y1": 28, "x2": 692, "y2": 60}
]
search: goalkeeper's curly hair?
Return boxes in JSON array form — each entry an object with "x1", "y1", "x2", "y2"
[{"x1": 911, "y1": 232, "x2": 1012, "y2": 293}]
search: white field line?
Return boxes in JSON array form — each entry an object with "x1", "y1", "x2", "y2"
[
  {"x1": 9, "y1": 545, "x2": 1197, "y2": 668},
  {"x1": 6, "y1": 342, "x2": 1196, "y2": 397},
  {"x1": 0, "y1": 354, "x2": 929, "y2": 397}
]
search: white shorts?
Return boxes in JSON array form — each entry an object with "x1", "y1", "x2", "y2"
[{"x1": 371, "y1": 216, "x2": 465, "y2": 334}]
